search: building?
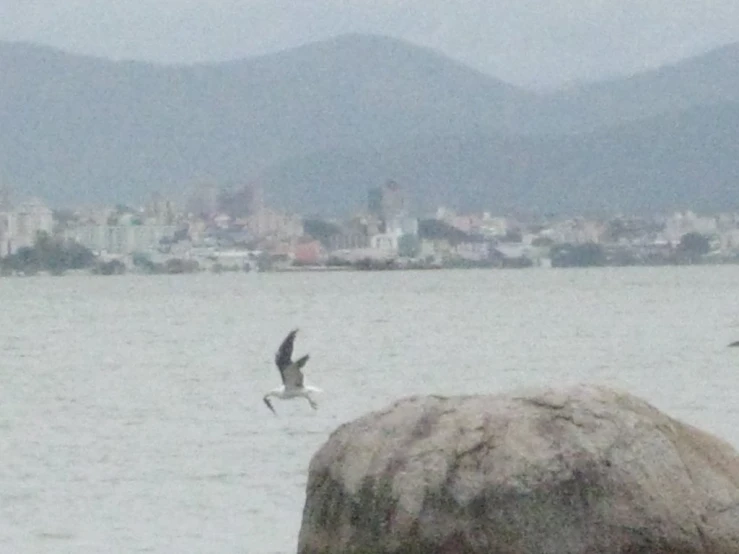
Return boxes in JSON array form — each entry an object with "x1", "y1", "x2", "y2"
[
  {"x1": 0, "y1": 197, "x2": 54, "y2": 255},
  {"x1": 246, "y1": 208, "x2": 303, "y2": 240},
  {"x1": 293, "y1": 240, "x2": 326, "y2": 265},
  {"x1": 0, "y1": 186, "x2": 10, "y2": 256},
  {"x1": 327, "y1": 229, "x2": 369, "y2": 251},
  {"x1": 368, "y1": 180, "x2": 405, "y2": 224},
  {"x1": 0, "y1": 185, "x2": 11, "y2": 211},
  {"x1": 145, "y1": 193, "x2": 178, "y2": 225},
  {"x1": 0, "y1": 212, "x2": 12, "y2": 257},
  {"x1": 385, "y1": 215, "x2": 419, "y2": 237},
  {"x1": 64, "y1": 223, "x2": 177, "y2": 254},
  {"x1": 370, "y1": 233, "x2": 400, "y2": 252},
  {"x1": 218, "y1": 184, "x2": 264, "y2": 218}
]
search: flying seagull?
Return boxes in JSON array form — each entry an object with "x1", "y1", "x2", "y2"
[{"x1": 263, "y1": 329, "x2": 322, "y2": 414}]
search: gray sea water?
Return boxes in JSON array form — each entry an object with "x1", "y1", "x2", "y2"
[{"x1": 2, "y1": 267, "x2": 738, "y2": 553}]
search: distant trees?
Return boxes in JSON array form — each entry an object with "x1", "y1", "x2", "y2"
[
  {"x1": 164, "y1": 258, "x2": 199, "y2": 274},
  {"x1": 551, "y1": 242, "x2": 606, "y2": 268},
  {"x1": 132, "y1": 252, "x2": 156, "y2": 273},
  {"x1": 397, "y1": 234, "x2": 420, "y2": 257},
  {"x1": 217, "y1": 185, "x2": 260, "y2": 218},
  {"x1": 501, "y1": 228, "x2": 523, "y2": 243},
  {"x1": 92, "y1": 259, "x2": 126, "y2": 275},
  {"x1": 1, "y1": 231, "x2": 95, "y2": 275},
  {"x1": 130, "y1": 252, "x2": 200, "y2": 274},
  {"x1": 531, "y1": 236, "x2": 555, "y2": 247},
  {"x1": 303, "y1": 219, "x2": 341, "y2": 247},
  {"x1": 417, "y1": 219, "x2": 473, "y2": 244},
  {"x1": 677, "y1": 232, "x2": 711, "y2": 262}
]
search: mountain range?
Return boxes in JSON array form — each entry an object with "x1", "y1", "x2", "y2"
[{"x1": 1, "y1": 33, "x2": 738, "y2": 216}]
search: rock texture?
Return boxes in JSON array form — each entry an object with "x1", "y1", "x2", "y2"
[{"x1": 297, "y1": 384, "x2": 739, "y2": 554}]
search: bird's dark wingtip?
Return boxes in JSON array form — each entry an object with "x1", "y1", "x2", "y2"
[{"x1": 263, "y1": 396, "x2": 277, "y2": 415}]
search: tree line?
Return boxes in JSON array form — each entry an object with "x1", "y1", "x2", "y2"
[{"x1": 0, "y1": 231, "x2": 95, "y2": 275}]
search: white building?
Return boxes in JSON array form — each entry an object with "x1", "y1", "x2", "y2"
[
  {"x1": 370, "y1": 233, "x2": 400, "y2": 252},
  {"x1": 0, "y1": 197, "x2": 54, "y2": 256},
  {"x1": 0, "y1": 212, "x2": 12, "y2": 257},
  {"x1": 385, "y1": 214, "x2": 419, "y2": 236},
  {"x1": 479, "y1": 214, "x2": 508, "y2": 237},
  {"x1": 368, "y1": 214, "x2": 419, "y2": 257},
  {"x1": 64, "y1": 224, "x2": 177, "y2": 254},
  {"x1": 543, "y1": 218, "x2": 604, "y2": 245},
  {"x1": 246, "y1": 208, "x2": 303, "y2": 239}
]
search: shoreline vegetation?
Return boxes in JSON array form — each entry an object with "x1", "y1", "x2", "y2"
[{"x1": 1, "y1": 230, "x2": 735, "y2": 277}]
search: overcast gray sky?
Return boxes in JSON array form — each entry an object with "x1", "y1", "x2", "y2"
[{"x1": 2, "y1": 0, "x2": 739, "y2": 88}]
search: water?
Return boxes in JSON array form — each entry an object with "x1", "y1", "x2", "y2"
[{"x1": 1, "y1": 266, "x2": 738, "y2": 553}]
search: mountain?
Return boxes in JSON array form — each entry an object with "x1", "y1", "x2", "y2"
[
  {"x1": 259, "y1": 101, "x2": 739, "y2": 216},
  {"x1": 538, "y1": 42, "x2": 739, "y2": 132},
  {"x1": 0, "y1": 34, "x2": 535, "y2": 207},
  {"x1": 1, "y1": 34, "x2": 739, "y2": 215}
]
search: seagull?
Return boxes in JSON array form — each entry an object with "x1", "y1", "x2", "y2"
[{"x1": 263, "y1": 329, "x2": 322, "y2": 414}]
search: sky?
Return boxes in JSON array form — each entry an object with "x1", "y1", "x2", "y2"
[{"x1": 1, "y1": 0, "x2": 739, "y2": 89}]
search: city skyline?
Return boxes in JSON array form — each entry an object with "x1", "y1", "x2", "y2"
[{"x1": 2, "y1": 177, "x2": 738, "y2": 276}]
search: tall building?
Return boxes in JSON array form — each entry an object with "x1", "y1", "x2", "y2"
[
  {"x1": 246, "y1": 208, "x2": 303, "y2": 240},
  {"x1": 367, "y1": 188, "x2": 383, "y2": 216},
  {"x1": 0, "y1": 213, "x2": 10, "y2": 257},
  {"x1": 145, "y1": 193, "x2": 177, "y2": 225},
  {"x1": 0, "y1": 185, "x2": 12, "y2": 211},
  {"x1": 14, "y1": 198, "x2": 54, "y2": 243},
  {"x1": 368, "y1": 180, "x2": 407, "y2": 232},
  {"x1": 218, "y1": 184, "x2": 264, "y2": 218},
  {"x1": 0, "y1": 197, "x2": 54, "y2": 255},
  {"x1": 0, "y1": 185, "x2": 12, "y2": 256}
]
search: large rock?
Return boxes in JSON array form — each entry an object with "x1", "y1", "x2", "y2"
[{"x1": 297, "y1": 385, "x2": 739, "y2": 554}]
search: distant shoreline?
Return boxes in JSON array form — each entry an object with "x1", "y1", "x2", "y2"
[{"x1": 4, "y1": 261, "x2": 739, "y2": 279}]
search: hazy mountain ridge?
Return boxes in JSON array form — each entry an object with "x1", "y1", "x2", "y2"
[
  {"x1": 537, "y1": 42, "x2": 739, "y2": 131},
  {"x1": 260, "y1": 100, "x2": 739, "y2": 215},
  {"x1": 1, "y1": 34, "x2": 738, "y2": 214}
]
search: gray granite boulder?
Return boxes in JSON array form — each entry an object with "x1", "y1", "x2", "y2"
[{"x1": 297, "y1": 384, "x2": 739, "y2": 554}]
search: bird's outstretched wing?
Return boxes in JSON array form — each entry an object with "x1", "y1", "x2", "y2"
[
  {"x1": 282, "y1": 354, "x2": 309, "y2": 389},
  {"x1": 275, "y1": 329, "x2": 299, "y2": 374}
]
